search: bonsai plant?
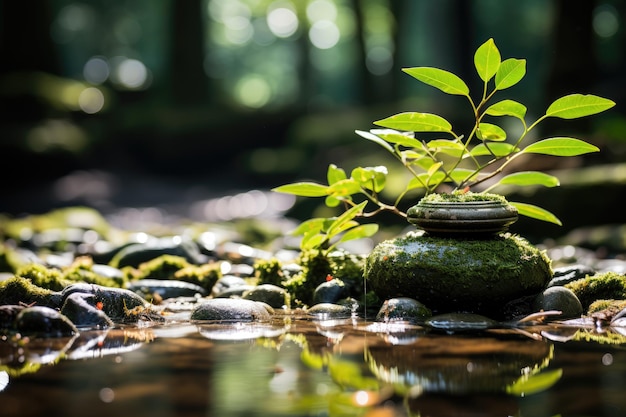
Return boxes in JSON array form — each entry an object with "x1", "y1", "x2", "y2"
[{"x1": 273, "y1": 38, "x2": 615, "y2": 249}]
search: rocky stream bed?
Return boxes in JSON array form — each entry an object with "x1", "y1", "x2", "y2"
[{"x1": 2, "y1": 200, "x2": 626, "y2": 416}]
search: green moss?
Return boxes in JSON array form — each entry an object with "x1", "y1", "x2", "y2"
[
  {"x1": 0, "y1": 276, "x2": 58, "y2": 307},
  {"x1": 254, "y1": 258, "x2": 284, "y2": 287},
  {"x1": 15, "y1": 264, "x2": 71, "y2": 291},
  {"x1": 62, "y1": 256, "x2": 127, "y2": 288},
  {"x1": 420, "y1": 191, "x2": 509, "y2": 204},
  {"x1": 129, "y1": 254, "x2": 221, "y2": 292},
  {"x1": 587, "y1": 299, "x2": 626, "y2": 314},
  {"x1": 565, "y1": 272, "x2": 626, "y2": 310},
  {"x1": 365, "y1": 231, "x2": 552, "y2": 316},
  {"x1": 174, "y1": 262, "x2": 222, "y2": 292}
]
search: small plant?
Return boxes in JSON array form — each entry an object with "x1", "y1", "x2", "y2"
[{"x1": 273, "y1": 38, "x2": 615, "y2": 250}]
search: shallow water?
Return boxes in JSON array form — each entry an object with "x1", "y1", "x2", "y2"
[{"x1": 2, "y1": 315, "x2": 626, "y2": 417}]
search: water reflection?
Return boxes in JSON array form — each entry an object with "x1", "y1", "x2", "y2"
[{"x1": 1, "y1": 317, "x2": 626, "y2": 416}]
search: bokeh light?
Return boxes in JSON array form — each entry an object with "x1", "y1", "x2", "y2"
[
  {"x1": 593, "y1": 4, "x2": 620, "y2": 38},
  {"x1": 309, "y1": 20, "x2": 340, "y2": 49},
  {"x1": 267, "y1": 3, "x2": 299, "y2": 38}
]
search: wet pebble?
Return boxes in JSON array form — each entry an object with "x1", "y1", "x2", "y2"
[
  {"x1": 307, "y1": 303, "x2": 353, "y2": 319},
  {"x1": 60, "y1": 292, "x2": 113, "y2": 329},
  {"x1": 376, "y1": 297, "x2": 432, "y2": 323},
  {"x1": 109, "y1": 236, "x2": 207, "y2": 268},
  {"x1": 15, "y1": 306, "x2": 78, "y2": 337},
  {"x1": 548, "y1": 264, "x2": 596, "y2": 287},
  {"x1": 61, "y1": 283, "x2": 147, "y2": 322},
  {"x1": 127, "y1": 279, "x2": 207, "y2": 300},
  {"x1": 212, "y1": 275, "x2": 248, "y2": 297},
  {"x1": 190, "y1": 298, "x2": 273, "y2": 322},
  {"x1": 242, "y1": 284, "x2": 289, "y2": 309},
  {"x1": 313, "y1": 279, "x2": 348, "y2": 305},
  {"x1": 533, "y1": 286, "x2": 583, "y2": 319}
]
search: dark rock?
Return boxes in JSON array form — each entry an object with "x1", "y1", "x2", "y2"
[
  {"x1": 60, "y1": 292, "x2": 113, "y2": 329},
  {"x1": 109, "y1": 236, "x2": 207, "y2": 268},
  {"x1": 15, "y1": 306, "x2": 78, "y2": 337},
  {"x1": 212, "y1": 275, "x2": 248, "y2": 297},
  {"x1": 307, "y1": 303, "x2": 352, "y2": 319},
  {"x1": 548, "y1": 264, "x2": 596, "y2": 287},
  {"x1": 190, "y1": 298, "x2": 273, "y2": 322},
  {"x1": 313, "y1": 279, "x2": 348, "y2": 304},
  {"x1": 242, "y1": 284, "x2": 288, "y2": 309},
  {"x1": 61, "y1": 283, "x2": 147, "y2": 322},
  {"x1": 376, "y1": 297, "x2": 432, "y2": 323},
  {"x1": 533, "y1": 286, "x2": 583, "y2": 319},
  {"x1": 127, "y1": 279, "x2": 207, "y2": 300}
]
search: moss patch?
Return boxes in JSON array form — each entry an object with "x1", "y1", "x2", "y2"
[
  {"x1": 365, "y1": 232, "x2": 552, "y2": 317},
  {"x1": 565, "y1": 272, "x2": 626, "y2": 310}
]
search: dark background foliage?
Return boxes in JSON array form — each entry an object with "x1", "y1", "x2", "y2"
[{"x1": 1, "y1": 0, "x2": 625, "y2": 240}]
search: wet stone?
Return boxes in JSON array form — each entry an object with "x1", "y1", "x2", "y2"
[
  {"x1": 190, "y1": 298, "x2": 273, "y2": 322},
  {"x1": 212, "y1": 275, "x2": 248, "y2": 297},
  {"x1": 15, "y1": 306, "x2": 78, "y2": 337},
  {"x1": 127, "y1": 279, "x2": 207, "y2": 300},
  {"x1": 61, "y1": 283, "x2": 147, "y2": 322},
  {"x1": 313, "y1": 279, "x2": 348, "y2": 305},
  {"x1": 60, "y1": 292, "x2": 114, "y2": 329},
  {"x1": 242, "y1": 284, "x2": 289, "y2": 309},
  {"x1": 533, "y1": 286, "x2": 583, "y2": 319},
  {"x1": 109, "y1": 236, "x2": 207, "y2": 268},
  {"x1": 307, "y1": 303, "x2": 353, "y2": 319},
  {"x1": 548, "y1": 264, "x2": 596, "y2": 287},
  {"x1": 376, "y1": 297, "x2": 432, "y2": 324}
]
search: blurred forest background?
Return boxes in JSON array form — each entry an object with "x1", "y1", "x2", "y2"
[{"x1": 1, "y1": 0, "x2": 625, "y2": 241}]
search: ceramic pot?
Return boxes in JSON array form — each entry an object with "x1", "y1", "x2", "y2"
[{"x1": 407, "y1": 199, "x2": 518, "y2": 236}]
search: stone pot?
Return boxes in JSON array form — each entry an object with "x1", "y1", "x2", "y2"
[{"x1": 407, "y1": 198, "x2": 518, "y2": 236}]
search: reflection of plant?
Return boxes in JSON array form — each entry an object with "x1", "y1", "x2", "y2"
[{"x1": 273, "y1": 38, "x2": 615, "y2": 249}]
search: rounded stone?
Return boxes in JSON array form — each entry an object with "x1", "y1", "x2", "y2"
[
  {"x1": 533, "y1": 286, "x2": 583, "y2": 319},
  {"x1": 190, "y1": 298, "x2": 272, "y2": 322},
  {"x1": 364, "y1": 231, "x2": 552, "y2": 317},
  {"x1": 376, "y1": 297, "x2": 432, "y2": 323}
]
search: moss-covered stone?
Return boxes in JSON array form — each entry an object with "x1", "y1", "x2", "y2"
[
  {"x1": 0, "y1": 277, "x2": 61, "y2": 307},
  {"x1": 128, "y1": 254, "x2": 221, "y2": 292},
  {"x1": 365, "y1": 231, "x2": 552, "y2": 317},
  {"x1": 565, "y1": 271, "x2": 626, "y2": 311}
]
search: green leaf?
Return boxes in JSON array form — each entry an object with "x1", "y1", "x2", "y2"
[
  {"x1": 510, "y1": 202, "x2": 562, "y2": 225},
  {"x1": 272, "y1": 182, "x2": 329, "y2": 197},
  {"x1": 374, "y1": 112, "x2": 453, "y2": 133},
  {"x1": 355, "y1": 129, "x2": 394, "y2": 153},
  {"x1": 427, "y1": 139, "x2": 467, "y2": 158},
  {"x1": 291, "y1": 218, "x2": 326, "y2": 236},
  {"x1": 522, "y1": 137, "x2": 600, "y2": 156},
  {"x1": 402, "y1": 67, "x2": 470, "y2": 96},
  {"x1": 495, "y1": 58, "x2": 526, "y2": 90},
  {"x1": 506, "y1": 369, "x2": 563, "y2": 397},
  {"x1": 327, "y1": 201, "x2": 368, "y2": 236},
  {"x1": 545, "y1": 94, "x2": 615, "y2": 119},
  {"x1": 327, "y1": 178, "x2": 362, "y2": 196},
  {"x1": 476, "y1": 122, "x2": 507, "y2": 141},
  {"x1": 332, "y1": 224, "x2": 379, "y2": 248},
  {"x1": 474, "y1": 38, "x2": 501, "y2": 82},
  {"x1": 325, "y1": 195, "x2": 342, "y2": 207},
  {"x1": 300, "y1": 233, "x2": 328, "y2": 251},
  {"x1": 485, "y1": 99, "x2": 527, "y2": 120},
  {"x1": 327, "y1": 164, "x2": 347, "y2": 185},
  {"x1": 351, "y1": 166, "x2": 387, "y2": 192},
  {"x1": 493, "y1": 171, "x2": 560, "y2": 188},
  {"x1": 370, "y1": 129, "x2": 424, "y2": 148},
  {"x1": 448, "y1": 168, "x2": 480, "y2": 183},
  {"x1": 470, "y1": 142, "x2": 519, "y2": 157}
]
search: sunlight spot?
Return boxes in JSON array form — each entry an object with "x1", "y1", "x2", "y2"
[
  {"x1": 83, "y1": 57, "x2": 110, "y2": 84},
  {"x1": 354, "y1": 390, "x2": 370, "y2": 406},
  {"x1": 306, "y1": 0, "x2": 338, "y2": 23},
  {"x1": 235, "y1": 75, "x2": 271, "y2": 108},
  {"x1": 113, "y1": 58, "x2": 149, "y2": 90},
  {"x1": 602, "y1": 353, "x2": 613, "y2": 366},
  {"x1": 267, "y1": 6, "x2": 299, "y2": 38},
  {"x1": 593, "y1": 4, "x2": 619, "y2": 38},
  {"x1": 99, "y1": 387, "x2": 115, "y2": 403},
  {"x1": 309, "y1": 20, "x2": 340, "y2": 49},
  {"x1": 78, "y1": 87, "x2": 105, "y2": 114},
  {"x1": 366, "y1": 46, "x2": 393, "y2": 75}
]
